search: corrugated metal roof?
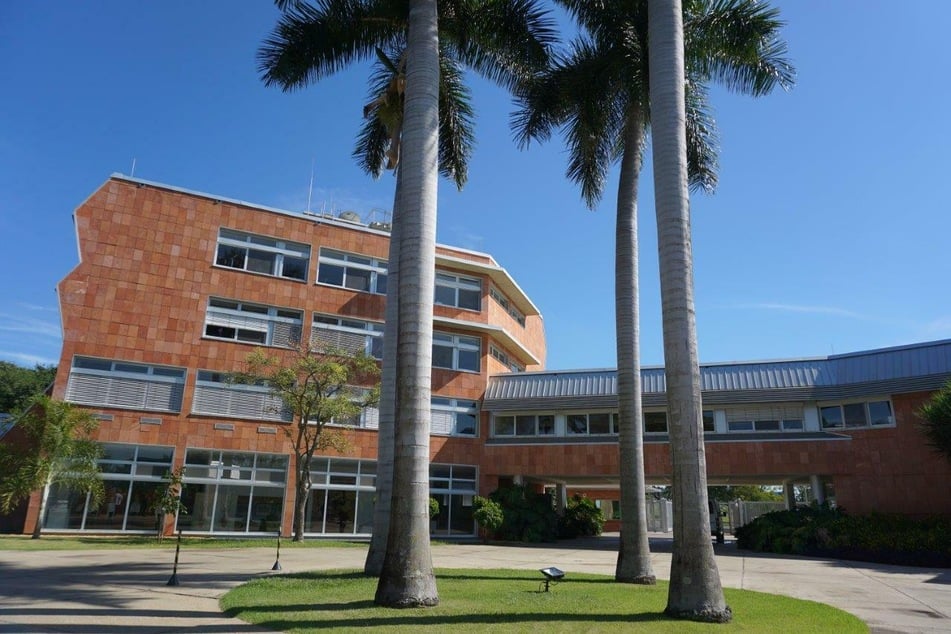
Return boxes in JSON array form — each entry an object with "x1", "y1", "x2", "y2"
[{"x1": 484, "y1": 339, "x2": 951, "y2": 407}]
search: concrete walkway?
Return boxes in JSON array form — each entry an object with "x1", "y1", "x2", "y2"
[{"x1": 0, "y1": 536, "x2": 948, "y2": 633}]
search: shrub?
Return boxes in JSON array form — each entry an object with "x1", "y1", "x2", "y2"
[
  {"x1": 489, "y1": 485, "x2": 558, "y2": 542},
  {"x1": 472, "y1": 495, "x2": 504, "y2": 540},
  {"x1": 735, "y1": 504, "x2": 951, "y2": 567},
  {"x1": 429, "y1": 496, "x2": 440, "y2": 520},
  {"x1": 559, "y1": 493, "x2": 605, "y2": 538}
]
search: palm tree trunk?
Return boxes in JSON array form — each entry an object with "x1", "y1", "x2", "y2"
[
  {"x1": 614, "y1": 109, "x2": 655, "y2": 584},
  {"x1": 374, "y1": 0, "x2": 439, "y2": 608},
  {"x1": 647, "y1": 0, "x2": 730, "y2": 622},
  {"x1": 31, "y1": 478, "x2": 51, "y2": 539},
  {"x1": 365, "y1": 170, "x2": 402, "y2": 576}
]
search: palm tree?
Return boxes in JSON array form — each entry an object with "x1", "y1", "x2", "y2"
[
  {"x1": 514, "y1": 0, "x2": 793, "y2": 587},
  {"x1": 259, "y1": 0, "x2": 554, "y2": 605}
]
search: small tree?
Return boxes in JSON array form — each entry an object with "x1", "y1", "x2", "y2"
[
  {"x1": 0, "y1": 396, "x2": 103, "y2": 538},
  {"x1": 152, "y1": 468, "x2": 187, "y2": 540},
  {"x1": 472, "y1": 495, "x2": 503, "y2": 542},
  {"x1": 238, "y1": 343, "x2": 380, "y2": 541},
  {"x1": 919, "y1": 380, "x2": 951, "y2": 462}
]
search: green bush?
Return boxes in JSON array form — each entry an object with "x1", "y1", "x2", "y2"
[
  {"x1": 558, "y1": 493, "x2": 605, "y2": 538},
  {"x1": 429, "y1": 496, "x2": 440, "y2": 520},
  {"x1": 489, "y1": 485, "x2": 559, "y2": 542},
  {"x1": 735, "y1": 504, "x2": 951, "y2": 567},
  {"x1": 472, "y1": 495, "x2": 504, "y2": 539}
]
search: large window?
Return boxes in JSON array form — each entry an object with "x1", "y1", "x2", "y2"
[
  {"x1": 192, "y1": 370, "x2": 291, "y2": 422},
  {"x1": 204, "y1": 298, "x2": 302, "y2": 348},
  {"x1": 304, "y1": 458, "x2": 377, "y2": 535},
  {"x1": 65, "y1": 357, "x2": 186, "y2": 413},
  {"x1": 726, "y1": 405, "x2": 803, "y2": 432},
  {"x1": 489, "y1": 286, "x2": 525, "y2": 327},
  {"x1": 435, "y1": 272, "x2": 481, "y2": 311},
  {"x1": 820, "y1": 399, "x2": 894, "y2": 429},
  {"x1": 215, "y1": 228, "x2": 310, "y2": 281},
  {"x1": 317, "y1": 249, "x2": 388, "y2": 294},
  {"x1": 44, "y1": 443, "x2": 175, "y2": 533},
  {"x1": 494, "y1": 413, "x2": 555, "y2": 437},
  {"x1": 311, "y1": 314, "x2": 383, "y2": 358},
  {"x1": 567, "y1": 412, "x2": 617, "y2": 435},
  {"x1": 430, "y1": 464, "x2": 478, "y2": 537},
  {"x1": 178, "y1": 449, "x2": 288, "y2": 533},
  {"x1": 433, "y1": 332, "x2": 481, "y2": 372},
  {"x1": 643, "y1": 410, "x2": 716, "y2": 434},
  {"x1": 432, "y1": 398, "x2": 478, "y2": 436}
]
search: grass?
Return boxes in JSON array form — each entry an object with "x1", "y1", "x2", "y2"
[
  {"x1": 0, "y1": 534, "x2": 367, "y2": 551},
  {"x1": 220, "y1": 568, "x2": 868, "y2": 633}
]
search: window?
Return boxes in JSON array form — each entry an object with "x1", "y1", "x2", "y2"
[
  {"x1": 433, "y1": 332, "x2": 481, "y2": 372},
  {"x1": 178, "y1": 449, "x2": 288, "y2": 533},
  {"x1": 192, "y1": 370, "x2": 291, "y2": 422},
  {"x1": 432, "y1": 398, "x2": 478, "y2": 436},
  {"x1": 494, "y1": 413, "x2": 555, "y2": 437},
  {"x1": 490, "y1": 345, "x2": 525, "y2": 373},
  {"x1": 215, "y1": 228, "x2": 309, "y2": 281},
  {"x1": 322, "y1": 386, "x2": 379, "y2": 429},
  {"x1": 703, "y1": 410, "x2": 716, "y2": 433},
  {"x1": 726, "y1": 405, "x2": 803, "y2": 432},
  {"x1": 644, "y1": 412, "x2": 668, "y2": 434},
  {"x1": 820, "y1": 400, "x2": 893, "y2": 429},
  {"x1": 204, "y1": 298, "x2": 302, "y2": 347},
  {"x1": 65, "y1": 357, "x2": 186, "y2": 413},
  {"x1": 567, "y1": 412, "x2": 618, "y2": 435},
  {"x1": 489, "y1": 286, "x2": 526, "y2": 327},
  {"x1": 435, "y1": 272, "x2": 482, "y2": 311},
  {"x1": 430, "y1": 463, "x2": 478, "y2": 537},
  {"x1": 317, "y1": 249, "x2": 387, "y2": 294},
  {"x1": 311, "y1": 315, "x2": 383, "y2": 358}
]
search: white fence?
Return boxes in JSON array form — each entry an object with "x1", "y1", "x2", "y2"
[{"x1": 727, "y1": 500, "x2": 786, "y2": 533}]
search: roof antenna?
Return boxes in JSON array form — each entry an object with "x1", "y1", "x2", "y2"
[
  {"x1": 130, "y1": 157, "x2": 137, "y2": 178},
  {"x1": 306, "y1": 158, "x2": 315, "y2": 212}
]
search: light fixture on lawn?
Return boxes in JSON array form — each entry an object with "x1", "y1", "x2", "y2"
[{"x1": 539, "y1": 566, "x2": 565, "y2": 592}]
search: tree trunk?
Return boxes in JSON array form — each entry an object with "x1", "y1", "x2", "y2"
[
  {"x1": 293, "y1": 458, "x2": 310, "y2": 542},
  {"x1": 365, "y1": 170, "x2": 403, "y2": 576},
  {"x1": 374, "y1": 0, "x2": 439, "y2": 608},
  {"x1": 31, "y1": 478, "x2": 51, "y2": 539},
  {"x1": 648, "y1": 0, "x2": 730, "y2": 622},
  {"x1": 614, "y1": 110, "x2": 655, "y2": 584}
]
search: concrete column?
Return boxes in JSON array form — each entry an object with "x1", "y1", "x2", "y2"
[
  {"x1": 810, "y1": 475, "x2": 825, "y2": 505},
  {"x1": 784, "y1": 480, "x2": 797, "y2": 509},
  {"x1": 558, "y1": 483, "x2": 568, "y2": 514}
]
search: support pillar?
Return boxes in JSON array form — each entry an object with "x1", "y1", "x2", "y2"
[
  {"x1": 810, "y1": 475, "x2": 825, "y2": 505},
  {"x1": 784, "y1": 480, "x2": 797, "y2": 510}
]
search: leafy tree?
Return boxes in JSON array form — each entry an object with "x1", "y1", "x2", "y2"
[
  {"x1": 919, "y1": 380, "x2": 951, "y2": 462},
  {"x1": 0, "y1": 362, "x2": 57, "y2": 415},
  {"x1": 237, "y1": 344, "x2": 380, "y2": 542},
  {"x1": 0, "y1": 396, "x2": 103, "y2": 539},
  {"x1": 559, "y1": 493, "x2": 605, "y2": 538},
  {"x1": 514, "y1": 0, "x2": 793, "y2": 587}
]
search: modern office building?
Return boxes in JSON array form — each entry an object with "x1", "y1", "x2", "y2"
[{"x1": 9, "y1": 175, "x2": 951, "y2": 536}]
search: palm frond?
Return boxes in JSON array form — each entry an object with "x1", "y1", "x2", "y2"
[
  {"x1": 437, "y1": 52, "x2": 475, "y2": 190},
  {"x1": 685, "y1": 0, "x2": 795, "y2": 96},
  {"x1": 684, "y1": 78, "x2": 719, "y2": 194},
  {"x1": 258, "y1": 0, "x2": 405, "y2": 90}
]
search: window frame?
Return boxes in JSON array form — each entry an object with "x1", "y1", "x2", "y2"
[
  {"x1": 432, "y1": 332, "x2": 481, "y2": 373},
  {"x1": 311, "y1": 314, "x2": 383, "y2": 359},
  {"x1": 489, "y1": 286, "x2": 526, "y2": 327},
  {"x1": 316, "y1": 248, "x2": 388, "y2": 295},
  {"x1": 820, "y1": 399, "x2": 894, "y2": 430},
  {"x1": 65, "y1": 356, "x2": 186, "y2": 413},
  {"x1": 204, "y1": 297, "x2": 303, "y2": 348},
  {"x1": 214, "y1": 228, "x2": 310, "y2": 282},
  {"x1": 435, "y1": 272, "x2": 482, "y2": 311}
]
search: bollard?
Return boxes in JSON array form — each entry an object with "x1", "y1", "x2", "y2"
[
  {"x1": 272, "y1": 528, "x2": 282, "y2": 571},
  {"x1": 166, "y1": 528, "x2": 183, "y2": 586}
]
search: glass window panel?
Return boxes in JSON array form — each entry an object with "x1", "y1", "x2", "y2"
[
  {"x1": 728, "y1": 420, "x2": 754, "y2": 431},
  {"x1": 236, "y1": 329, "x2": 267, "y2": 344},
  {"x1": 85, "y1": 483, "x2": 130, "y2": 530},
  {"x1": 456, "y1": 412, "x2": 477, "y2": 435},
  {"x1": 515, "y1": 415, "x2": 536, "y2": 436},
  {"x1": 344, "y1": 267, "x2": 371, "y2": 291},
  {"x1": 305, "y1": 489, "x2": 326, "y2": 533},
  {"x1": 115, "y1": 363, "x2": 148, "y2": 374},
  {"x1": 453, "y1": 465, "x2": 477, "y2": 481},
  {"x1": 213, "y1": 484, "x2": 253, "y2": 532},
  {"x1": 783, "y1": 419, "x2": 804, "y2": 430},
  {"x1": 538, "y1": 415, "x2": 555, "y2": 435},
  {"x1": 494, "y1": 415, "x2": 514, "y2": 436},
  {"x1": 567, "y1": 414, "x2": 587, "y2": 434},
  {"x1": 125, "y1": 481, "x2": 166, "y2": 531},
  {"x1": 449, "y1": 494, "x2": 474, "y2": 535},
  {"x1": 820, "y1": 406, "x2": 843, "y2": 428},
  {"x1": 246, "y1": 249, "x2": 276, "y2": 275},
  {"x1": 458, "y1": 349, "x2": 480, "y2": 372},
  {"x1": 281, "y1": 256, "x2": 308, "y2": 281},
  {"x1": 178, "y1": 483, "x2": 214, "y2": 531},
  {"x1": 100, "y1": 463, "x2": 133, "y2": 475},
  {"x1": 318, "y1": 263, "x2": 345, "y2": 286},
  {"x1": 589, "y1": 413, "x2": 611, "y2": 435},
  {"x1": 843, "y1": 403, "x2": 868, "y2": 428},
  {"x1": 325, "y1": 490, "x2": 356, "y2": 533},
  {"x1": 185, "y1": 449, "x2": 215, "y2": 466},
  {"x1": 250, "y1": 491, "x2": 284, "y2": 533},
  {"x1": 375, "y1": 273, "x2": 387, "y2": 295},
  {"x1": 868, "y1": 401, "x2": 893, "y2": 426},
  {"x1": 101, "y1": 444, "x2": 136, "y2": 461},
  {"x1": 754, "y1": 420, "x2": 781, "y2": 431},
  {"x1": 45, "y1": 484, "x2": 86, "y2": 530},
  {"x1": 702, "y1": 410, "x2": 715, "y2": 433},
  {"x1": 355, "y1": 490, "x2": 375, "y2": 533},
  {"x1": 644, "y1": 412, "x2": 668, "y2": 434},
  {"x1": 205, "y1": 324, "x2": 235, "y2": 339},
  {"x1": 434, "y1": 286, "x2": 456, "y2": 306},
  {"x1": 135, "y1": 464, "x2": 171, "y2": 477},
  {"x1": 432, "y1": 344, "x2": 454, "y2": 369},
  {"x1": 256, "y1": 454, "x2": 288, "y2": 470},
  {"x1": 216, "y1": 244, "x2": 246, "y2": 269},
  {"x1": 430, "y1": 464, "x2": 452, "y2": 479},
  {"x1": 74, "y1": 357, "x2": 113, "y2": 371},
  {"x1": 458, "y1": 289, "x2": 481, "y2": 310}
]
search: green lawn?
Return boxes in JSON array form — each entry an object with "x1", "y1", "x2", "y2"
[
  {"x1": 0, "y1": 534, "x2": 366, "y2": 551},
  {"x1": 221, "y1": 568, "x2": 868, "y2": 633}
]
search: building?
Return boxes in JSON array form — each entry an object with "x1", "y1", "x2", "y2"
[{"x1": 11, "y1": 175, "x2": 951, "y2": 536}]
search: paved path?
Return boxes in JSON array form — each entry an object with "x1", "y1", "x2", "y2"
[{"x1": 0, "y1": 536, "x2": 948, "y2": 633}]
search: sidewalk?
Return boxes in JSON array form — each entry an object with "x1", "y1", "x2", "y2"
[{"x1": 0, "y1": 536, "x2": 948, "y2": 633}]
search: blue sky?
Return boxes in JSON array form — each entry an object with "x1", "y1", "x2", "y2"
[{"x1": 1, "y1": 1, "x2": 949, "y2": 371}]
